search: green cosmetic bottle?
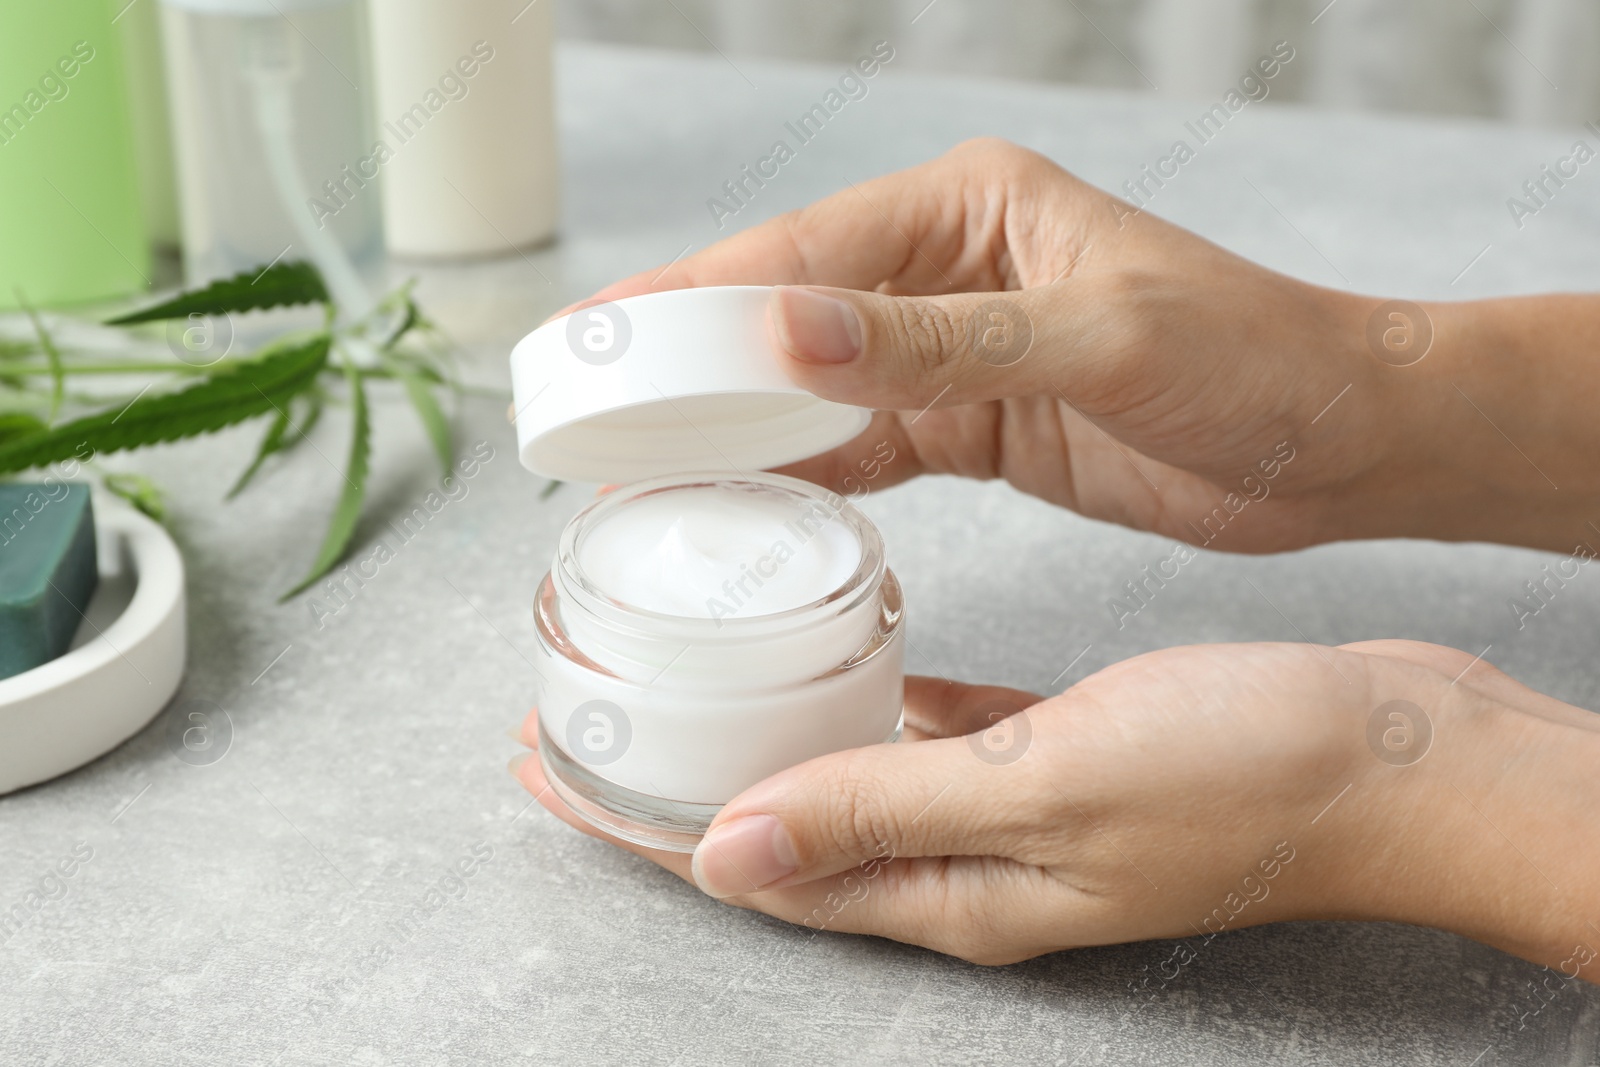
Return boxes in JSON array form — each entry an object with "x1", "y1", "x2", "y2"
[{"x1": 0, "y1": 0, "x2": 152, "y2": 310}]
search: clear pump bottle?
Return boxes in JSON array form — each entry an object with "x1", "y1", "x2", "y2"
[{"x1": 158, "y1": 0, "x2": 381, "y2": 313}]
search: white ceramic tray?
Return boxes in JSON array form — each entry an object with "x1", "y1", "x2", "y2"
[{"x1": 0, "y1": 506, "x2": 186, "y2": 795}]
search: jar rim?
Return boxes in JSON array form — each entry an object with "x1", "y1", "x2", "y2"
[
  {"x1": 553, "y1": 470, "x2": 886, "y2": 636},
  {"x1": 534, "y1": 566, "x2": 903, "y2": 694}
]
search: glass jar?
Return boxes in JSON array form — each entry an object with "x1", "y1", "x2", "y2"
[{"x1": 533, "y1": 471, "x2": 905, "y2": 852}]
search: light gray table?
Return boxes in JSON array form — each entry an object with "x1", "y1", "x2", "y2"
[{"x1": 5, "y1": 40, "x2": 1600, "y2": 1067}]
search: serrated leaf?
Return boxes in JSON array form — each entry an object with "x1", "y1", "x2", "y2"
[
  {"x1": 226, "y1": 405, "x2": 293, "y2": 500},
  {"x1": 282, "y1": 358, "x2": 369, "y2": 599},
  {"x1": 0, "y1": 334, "x2": 331, "y2": 475},
  {"x1": 0, "y1": 337, "x2": 33, "y2": 360},
  {"x1": 0, "y1": 413, "x2": 46, "y2": 444},
  {"x1": 379, "y1": 355, "x2": 446, "y2": 386},
  {"x1": 380, "y1": 349, "x2": 452, "y2": 475},
  {"x1": 380, "y1": 295, "x2": 420, "y2": 350},
  {"x1": 104, "y1": 472, "x2": 167, "y2": 521},
  {"x1": 291, "y1": 389, "x2": 325, "y2": 443},
  {"x1": 105, "y1": 261, "x2": 330, "y2": 326},
  {"x1": 227, "y1": 387, "x2": 325, "y2": 499}
]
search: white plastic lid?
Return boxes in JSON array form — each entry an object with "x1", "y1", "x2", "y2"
[{"x1": 509, "y1": 287, "x2": 871, "y2": 483}]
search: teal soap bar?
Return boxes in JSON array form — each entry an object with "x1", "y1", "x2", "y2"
[{"x1": 0, "y1": 483, "x2": 98, "y2": 680}]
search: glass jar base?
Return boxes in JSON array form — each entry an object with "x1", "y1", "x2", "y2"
[
  {"x1": 537, "y1": 715, "x2": 905, "y2": 853},
  {"x1": 538, "y1": 722, "x2": 723, "y2": 852}
]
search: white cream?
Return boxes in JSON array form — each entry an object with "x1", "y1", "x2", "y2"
[{"x1": 576, "y1": 485, "x2": 861, "y2": 619}]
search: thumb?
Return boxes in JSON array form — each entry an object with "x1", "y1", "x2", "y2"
[
  {"x1": 767, "y1": 284, "x2": 1067, "y2": 410},
  {"x1": 689, "y1": 720, "x2": 1040, "y2": 900}
]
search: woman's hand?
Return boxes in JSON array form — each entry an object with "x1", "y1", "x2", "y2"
[
  {"x1": 513, "y1": 640, "x2": 1600, "y2": 978},
  {"x1": 565, "y1": 137, "x2": 1400, "y2": 553},
  {"x1": 564, "y1": 137, "x2": 1600, "y2": 554}
]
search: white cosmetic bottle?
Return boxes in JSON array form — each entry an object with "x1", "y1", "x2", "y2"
[
  {"x1": 510, "y1": 287, "x2": 906, "y2": 851},
  {"x1": 367, "y1": 0, "x2": 558, "y2": 258}
]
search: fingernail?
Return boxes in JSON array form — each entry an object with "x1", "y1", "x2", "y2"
[
  {"x1": 506, "y1": 726, "x2": 527, "y2": 745},
  {"x1": 772, "y1": 287, "x2": 861, "y2": 364},
  {"x1": 692, "y1": 815, "x2": 799, "y2": 898},
  {"x1": 507, "y1": 753, "x2": 531, "y2": 776}
]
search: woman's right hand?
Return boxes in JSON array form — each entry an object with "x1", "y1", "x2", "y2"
[{"x1": 572, "y1": 137, "x2": 1405, "y2": 553}]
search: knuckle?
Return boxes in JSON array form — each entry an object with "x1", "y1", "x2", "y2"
[
  {"x1": 920, "y1": 861, "x2": 1031, "y2": 966},
  {"x1": 886, "y1": 297, "x2": 964, "y2": 378},
  {"x1": 1097, "y1": 269, "x2": 1163, "y2": 351},
  {"x1": 1061, "y1": 270, "x2": 1165, "y2": 409},
  {"x1": 948, "y1": 135, "x2": 1017, "y2": 160},
  {"x1": 948, "y1": 137, "x2": 1051, "y2": 179},
  {"x1": 817, "y1": 754, "x2": 900, "y2": 862},
  {"x1": 943, "y1": 910, "x2": 1010, "y2": 966}
]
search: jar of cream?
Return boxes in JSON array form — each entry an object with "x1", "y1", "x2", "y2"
[{"x1": 510, "y1": 287, "x2": 905, "y2": 851}]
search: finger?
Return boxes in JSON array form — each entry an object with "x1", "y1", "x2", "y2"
[
  {"x1": 689, "y1": 727, "x2": 1040, "y2": 900},
  {"x1": 513, "y1": 745, "x2": 1049, "y2": 962},
  {"x1": 1337, "y1": 639, "x2": 1504, "y2": 683},
  {"x1": 554, "y1": 136, "x2": 1098, "y2": 321},
  {"x1": 516, "y1": 706, "x2": 539, "y2": 747},
  {"x1": 767, "y1": 281, "x2": 1106, "y2": 412},
  {"x1": 901, "y1": 676, "x2": 1044, "y2": 740},
  {"x1": 767, "y1": 411, "x2": 923, "y2": 495},
  {"x1": 575, "y1": 153, "x2": 985, "y2": 309},
  {"x1": 518, "y1": 681, "x2": 1043, "y2": 895},
  {"x1": 723, "y1": 853, "x2": 1056, "y2": 965},
  {"x1": 1338, "y1": 639, "x2": 1596, "y2": 731}
]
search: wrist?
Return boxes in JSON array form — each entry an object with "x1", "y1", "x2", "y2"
[
  {"x1": 1336, "y1": 295, "x2": 1600, "y2": 550},
  {"x1": 1250, "y1": 283, "x2": 1446, "y2": 548},
  {"x1": 1319, "y1": 680, "x2": 1600, "y2": 979}
]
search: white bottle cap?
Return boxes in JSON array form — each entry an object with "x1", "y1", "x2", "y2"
[{"x1": 509, "y1": 286, "x2": 871, "y2": 482}]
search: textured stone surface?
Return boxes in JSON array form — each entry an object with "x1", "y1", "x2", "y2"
[{"x1": 3, "y1": 41, "x2": 1599, "y2": 1067}]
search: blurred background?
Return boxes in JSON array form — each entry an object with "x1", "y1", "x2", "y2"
[
  {"x1": 561, "y1": 0, "x2": 1600, "y2": 127},
  {"x1": 2, "y1": 0, "x2": 1597, "y2": 316}
]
